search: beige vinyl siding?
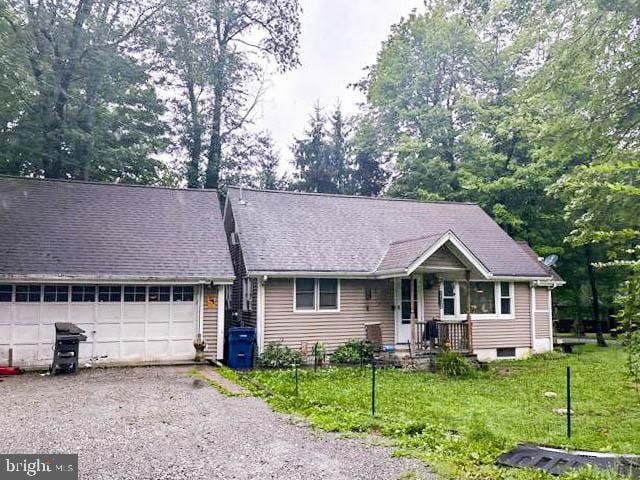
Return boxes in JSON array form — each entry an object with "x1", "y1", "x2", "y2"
[
  {"x1": 471, "y1": 282, "x2": 532, "y2": 349},
  {"x1": 203, "y1": 286, "x2": 218, "y2": 360},
  {"x1": 422, "y1": 246, "x2": 465, "y2": 269},
  {"x1": 534, "y1": 286, "x2": 551, "y2": 339},
  {"x1": 264, "y1": 278, "x2": 394, "y2": 352}
]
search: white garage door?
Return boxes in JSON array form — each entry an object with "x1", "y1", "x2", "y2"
[{"x1": 0, "y1": 284, "x2": 200, "y2": 367}]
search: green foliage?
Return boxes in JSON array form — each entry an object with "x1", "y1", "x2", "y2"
[
  {"x1": 258, "y1": 342, "x2": 303, "y2": 368},
  {"x1": 615, "y1": 273, "x2": 640, "y2": 388},
  {"x1": 247, "y1": 346, "x2": 637, "y2": 480},
  {"x1": 330, "y1": 340, "x2": 374, "y2": 364},
  {"x1": 436, "y1": 351, "x2": 475, "y2": 378}
]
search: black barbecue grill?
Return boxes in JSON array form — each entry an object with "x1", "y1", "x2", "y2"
[{"x1": 51, "y1": 322, "x2": 87, "y2": 375}]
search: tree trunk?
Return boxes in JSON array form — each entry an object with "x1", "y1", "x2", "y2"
[
  {"x1": 205, "y1": 81, "x2": 223, "y2": 190},
  {"x1": 186, "y1": 80, "x2": 202, "y2": 188},
  {"x1": 586, "y1": 246, "x2": 607, "y2": 347}
]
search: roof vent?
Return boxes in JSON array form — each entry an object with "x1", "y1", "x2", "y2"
[{"x1": 230, "y1": 232, "x2": 239, "y2": 246}]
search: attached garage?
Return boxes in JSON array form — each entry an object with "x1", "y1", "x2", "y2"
[{"x1": 0, "y1": 177, "x2": 234, "y2": 368}]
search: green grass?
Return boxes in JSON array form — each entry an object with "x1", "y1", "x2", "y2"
[{"x1": 242, "y1": 346, "x2": 639, "y2": 480}]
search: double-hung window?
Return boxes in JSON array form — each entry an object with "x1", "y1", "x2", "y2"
[
  {"x1": 294, "y1": 278, "x2": 340, "y2": 312},
  {"x1": 441, "y1": 281, "x2": 513, "y2": 319}
]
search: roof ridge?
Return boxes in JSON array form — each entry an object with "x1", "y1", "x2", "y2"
[
  {"x1": 0, "y1": 174, "x2": 218, "y2": 193},
  {"x1": 227, "y1": 186, "x2": 477, "y2": 206}
]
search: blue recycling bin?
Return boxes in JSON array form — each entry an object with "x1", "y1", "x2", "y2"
[{"x1": 227, "y1": 327, "x2": 256, "y2": 369}]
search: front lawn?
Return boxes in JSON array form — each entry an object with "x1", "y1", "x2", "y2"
[{"x1": 243, "y1": 346, "x2": 639, "y2": 480}]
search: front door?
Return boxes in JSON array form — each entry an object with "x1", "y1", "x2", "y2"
[{"x1": 394, "y1": 277, "x2": 423, "y2": 344}]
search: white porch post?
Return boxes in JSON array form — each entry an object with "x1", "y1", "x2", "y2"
[
  {"x1": 256, "y1": 277, "x2": 266, "y2": 354},
  {"x1": 216, "y1": 285, "x2": 225, "y2": 360},
  {"x1": 410, "y1": 275, "x2": 416, "y2": 351},
  {"x1": 530, "y1": 284, "x2": 536, "y2": 350}
]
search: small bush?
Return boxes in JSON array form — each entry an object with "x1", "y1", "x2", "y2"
[
  {"x1": 258, "y1": 342, "x2": 303, "y2": 368},
  {"x1": 330, "y1": 340, "x2": 374, "y2": 364},
  {"x1": 436, "y1": 351, "x2": 475, "y2": 378}
]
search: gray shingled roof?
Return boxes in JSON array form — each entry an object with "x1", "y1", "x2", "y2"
[
  {"x1": 376, "y1": 233, "x2": 445, "y2": 274},
  {"x1": 516, "y1": 241, "x2": 564, "y2": 282},
  {"x1": 0, "y1": 176, "x2": 234, "y2": 281},
  {"x1": 227, "y1": 187, "x2": 552, "y2": 278}
]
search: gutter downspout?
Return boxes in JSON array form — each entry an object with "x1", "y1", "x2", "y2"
[{"x1": 216, "y1": 285, "x2": 225, "y2": 360}]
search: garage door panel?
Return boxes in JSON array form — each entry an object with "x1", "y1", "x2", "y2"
[
  {"x1": 0, "y1": 305, "x2": 11, "y2": 324},
  {"x1": 121, "y1": 323, "x2": 145, "y2": 340},
  {"x1": 38, "y1": 344, "x2": 54, "y2": 362},
  {"x1": 13, "y1": 345, "x2": 38, "y2": 364},
  {"x1": 94, "y1": 341, "x2": 120, "y2": 359},
  {"x1": 95, "y1": 323, "x2": 121, "y2": 341},
  {"x1": 97, "y1": 304, "x2": 121, "y2": 323},
  {"x1": 70, "y1": 305, "x2": 95, "y2": 323},
  {"x1": 14, "y1": 305, "x2": 39, "y2": 324},
  {"x1": 171, "y1": 321, "x2": 194, "y2": 338},
  {"x1": 121, "y1": 341, "x2": 146, "y2": 358},
  {"x1": 171, "y1": 340, "x2": 194, "y2": 356},
  {"x1": 147, "y1": 322, "x2": 169, "y2": 339},
  {"x1": 172, "y1": 303, "x2": 196, "y2": 321},
  {"x1": 148, "y1": 304, "x2": 170, "y2": 322},
  {"x1": 39, "y1": 325, "x2": 56, "y2": 343},
  {"x1": 14, "y1": 324, "x2": 39, "y2": 343},
  {"x1": 0, "y1": 325, "x2": 11, "y2": 342},
  {"x1": 40, "y1": 305, "x2": 68, "y2": 324},
  {"x1": 146, "y1": 340, "x2": 170, "y2": 357},
  {"x1": 123, "y1": 304, "x2": 145, "y2": 322}
]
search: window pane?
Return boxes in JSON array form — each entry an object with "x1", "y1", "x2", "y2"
[
  {"x1": 173, "y1": 286, "x2": 194, "y2": 302},
  {"x1": 99, "y1": 286, "x2": 121, "y2": 302},
  {"x1": 296, "y1": 278, "x2": 314, "y2": 293},
  {"x1": 460, "y1": 282, "x2": 495, "y2": 315},
  {"x1": 72, "y1": 286, "x2": 95, "y2": 302},
  {"x1": 295, "y1": 278, "x2": 315, "y2": 310},
  {"x1": 444, "y1": 298, "x2": 455, "y2": 316},
  {"x1": 44, "y1": 285, "x2": 68, "y2": 302},
  {"x1": 296, "y1": 292, "x2": 315, "y2": 309},
  {"x1": 319, "y1": 279, "x2": 338, "y2": 309},
  {"x1": 124, "y1": 286, "x2": 145, "y2": 302},
  {"x1": 149, "y1": 286, "x2": 170, "y2": 302},
  {"x1": 0, "y1": 285, "x2": 12, "y2": 302},
  {"x1": 443, "y1": 281, "x2": 455, "y2": 296},
  {"x1": 501, "y1": 298, "x2": 511, "y2": 315},
  {"x1": 16, "y1": 285, "x2": 40, "y2": 302},
  {"x1": 501, "y1": 282, "x2": 510, "y2": 297}
]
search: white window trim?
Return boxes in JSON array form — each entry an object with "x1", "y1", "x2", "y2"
[
  {"x1": 440, "y1": 281, "x2": 515, "y2": 321},
  {"x1": 293, "y1": 278, "x2": 341, "y2": 313}
]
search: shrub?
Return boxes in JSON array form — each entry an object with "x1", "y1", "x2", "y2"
[
  {"x1": 436, "y1": 351, "x2": 475, "y2": 378},
  {"x1": 331, "y1": 340, "x2": 374, "y2": 364},
  {"x1": 258, "y1": 342, "x2": 303, "y2": 368}
]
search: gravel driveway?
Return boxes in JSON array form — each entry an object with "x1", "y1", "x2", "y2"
[{"x1": 0, "y1": 366, "x2": 433, "y2": 480}]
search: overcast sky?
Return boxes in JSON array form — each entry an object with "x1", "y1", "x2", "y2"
[{"x1": 252, "y1": 0, "x2": 424, "y2": 172}]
